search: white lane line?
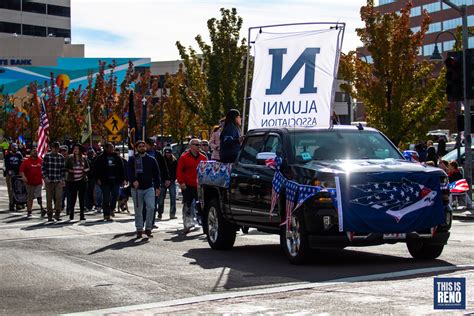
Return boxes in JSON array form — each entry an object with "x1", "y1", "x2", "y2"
[{"x1": 64, "y1": 264, "x2": 474, "y2": 316}]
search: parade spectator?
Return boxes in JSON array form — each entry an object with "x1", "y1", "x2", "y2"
[
  {"x1": 84, "y1": 148, "x2": 96, "y2": 212},
  {"x1": 219, "y1": 109, "x2": 243, "y2": 163},
  {"x1": 4, "y1": 143, "x2": 23, "y2": 212},
  {"x1": 209, "y1": 120, "x2": 224, "y2": 161},
  {"x1": 437, "y1": 137, "x2": 447, "y2": 157},
  {"x1": 177, "y1": 138, "x2": 207, "y2": 233},
  {"x1": 158, "y1": 147, "x2": 178, "y2": 219},
  {"x1": 114, "y1": 147, "x2": 128, "y2": 215},
  {"x1": 448, "y1": 160, "x2": 463, "y2": 183},
  {"x1": 59, "y1": 145, "x2": 69, "y2": 212},
  {"x1": 94, "y1": 143, "x2": 125, "y2": 221},
  {"x1": 415, "y1": 143, "x2": 427, "y2": 162},
  {"x1": 65, "y1": 144, "x2": 90, "y2": 221},
  {"x1": 426, "y1": 140, "x2": 437, "y2": 166},
  {"x1": 127, "y1": 140, "x2": 161, "y2": 238},
  {"x1": 19, "y1": 147, "x2": 44, "y2": 217},
  {"x1": 42, "y1": 142, "x2": 66, "y2": 222},
  {"x1": 200, "y1": 140, "x2": 212, "y2": 160},
  {"x1": 145, "y1": 138, "x2": 169, "y2": 223}
]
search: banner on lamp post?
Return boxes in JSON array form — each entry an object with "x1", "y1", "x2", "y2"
[{"x1": 248, "y1": 28, "x2": 343, "y2": 130}]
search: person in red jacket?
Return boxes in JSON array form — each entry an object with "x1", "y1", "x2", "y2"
[
  {"x1": 19, "y1": 147, "x2": 45, "y2": 217},
  {"x1": 176, "y1": 138, "x2": 207, "y2": 233}
]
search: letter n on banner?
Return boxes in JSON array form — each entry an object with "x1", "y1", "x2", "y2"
[{"x1": 248, "y1": 27, "x2": 344, "y2": 130}]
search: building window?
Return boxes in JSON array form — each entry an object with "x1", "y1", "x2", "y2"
[
  {"x1": 47, "y1": 4, "x2": 70, "y2": 17},
  {"x1": 379, "y1": 0, "x2": 396, "y2": 5},
  {"x1": 22, "y1": 0, "x2": 46, "y2": 14},
  {"x1": 469, "y1": 37, "x2": 474, "y2": 49},
  {"x1": 410, "y1": 6, "x2": 421, "y2": 17},
  {"x1": 411, "y1": 26, "x2": 421, "y2": 33},
  {"x1": 22, "y1": 24, "x2": 46, "y2": 37},
  {"x1": 423, "y1": 43, "x2": 436, "y2": 56},
  {"x1": 427, "y1": 22, "x2": 442, "y2": 34},
  {"x1": 423, "y1": 2, "x2": 441, "y2": 13},
  {"x1": 468, "y1": 15, "x2": 474, "y2": 27},
  {"x1": 334, "y1": 92, "x2": 349, "y2": 103},
  {"x1": 47, "y1": 27, "x2": 70, "y2": 38},
  {"x1": 443, "y1": 17, "x2": 462, "y2": 30},
  {"x1": 443, "y1": 40, "x2": 455, "y2": 52},
  {"x1": 451, "y1": 0, "x2": 472, "y2": 5},
  {"x1": 0, "y1": 21, "x2": 21, "y2": 34},
  {"x1": 0, "y1": 0, "x2": 21, "y2": 11}
]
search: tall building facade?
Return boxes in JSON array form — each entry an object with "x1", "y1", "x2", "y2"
[
  {"x1": 360, "y1": 0, "x2": 474, "y2": 61},
  {"x1": 0, "y1": 0, "x2": 71, "y2": 40}
]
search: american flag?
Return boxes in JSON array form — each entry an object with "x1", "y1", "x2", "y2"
[
  {"x1": 270, "y1": 171, "x2": 286, "y2": 215},
  {"x1": 37, "y1": 98, "x2": 49, "y2": 158},
  {"x1": 283, "y1": 180, "x2": 299, "y2": 231},
  {"x1": 294, "y1": 184, "x2": 322, "y2": 211},
  {"x1": 350, "y1": 178, "x2": 437, "y2": 222},
  {"x1": 449, "y1": 179, "x2": 469, "y2": 193}
]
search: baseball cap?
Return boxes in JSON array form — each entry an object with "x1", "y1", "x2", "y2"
[
  {"x1": 11, "y1": 143, "x2": 18, "y2": 149},
  {"x1": 164, "y1": 147, "x2": 172, "y2": 154},
  {"x1": 60, "y1": 145, "x2": 68, "y2": 152}
]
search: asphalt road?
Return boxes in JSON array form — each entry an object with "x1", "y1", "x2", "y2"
[{"x1": 0, "y1": 178, "x2": 472, "y2": 315}]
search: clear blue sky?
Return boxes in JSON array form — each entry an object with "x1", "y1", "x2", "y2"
[{"x1": 72, "y1": 0, "x2": 366, "y2": 61}]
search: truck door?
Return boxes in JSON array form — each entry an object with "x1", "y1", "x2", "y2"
[
  {"x1": 229, "y1": 134, "x2": 265, "y2": 223},
  {"x1": 252, "y1": 133, "x2": 284, "y2": 226}
]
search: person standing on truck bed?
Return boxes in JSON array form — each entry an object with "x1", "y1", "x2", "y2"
[
  {"x1": 219, "y1": 109, "x2": 244, "y2": 163},
  {"x1": 176, "y1": 138, "x2": 207, "y2": 234}
]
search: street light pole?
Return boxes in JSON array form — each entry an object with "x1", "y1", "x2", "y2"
[{"x1": 441, "y1": 0, "x2": 472, "y2": 202}]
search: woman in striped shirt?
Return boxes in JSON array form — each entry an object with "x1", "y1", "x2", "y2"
[{"x1": 65, "y1": 144, "x2": 90, "y2": 221}]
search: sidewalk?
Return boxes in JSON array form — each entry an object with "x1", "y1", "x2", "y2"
[{"x1": 452, "y1": 208, "x2": 474, "y2": 221}]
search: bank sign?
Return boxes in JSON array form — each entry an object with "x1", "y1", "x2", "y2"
[{"x1": 249, "y1": 28, "x2": 343, "y2": 130}]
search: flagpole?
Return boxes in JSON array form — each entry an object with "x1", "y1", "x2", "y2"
[{"x1": 87, "y1": 105, "x2": 92, "y2": 148}]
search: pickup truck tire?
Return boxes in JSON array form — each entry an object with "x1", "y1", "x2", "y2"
[
  {"x1": 280, "y1": 212, "x2": 309, "y2": 264},
  {"x1": 406, "y1": 240, "x2": 444, "y2": 259},
  {"x1": 205, "y1": 198, "x2": 236, "y2": 250}
]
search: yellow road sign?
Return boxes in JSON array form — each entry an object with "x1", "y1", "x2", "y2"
[
  {"x1": 104, "y1": 114, "x2": 125, "y2": 134},
  {"x1": 108, "y1": 134, "x2": 122, "y2": 142}
]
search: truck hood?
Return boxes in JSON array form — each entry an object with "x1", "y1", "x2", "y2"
[{"x1": 297, "y1": 159, "x2": 446, "y2": 176}]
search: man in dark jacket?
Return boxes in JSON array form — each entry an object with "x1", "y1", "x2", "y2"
[
  {"x1": 158, "y1": 147, "x2": 178, "y2": 219},
  {"x1": 94, "y1": 143, "x2": 125, "y2": 221},
  {"x1": 145, "y1": 138, "x2": 169, "y2": 223},
  {"x1": 4, "y1": 143, "x2": 23, "y2": 211},
  {"x1": 219, "y1": 109, "x2": 243, "y2": 163},
  {"x1": 128, "y1": 140, "x2": 161, "y2": 238}
]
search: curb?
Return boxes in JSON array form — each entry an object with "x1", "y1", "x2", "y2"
[{"x1": 453, "y1": 209, "x2": 474, "y2": 221}]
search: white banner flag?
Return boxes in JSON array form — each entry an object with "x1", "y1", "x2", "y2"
[{"x1": 249, "y1": 28, "x2": 343, "y2": 130}]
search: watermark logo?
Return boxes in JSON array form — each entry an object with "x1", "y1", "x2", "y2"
[{"x1": 434, "y1": 277, "x2": 466, "y2": 309}]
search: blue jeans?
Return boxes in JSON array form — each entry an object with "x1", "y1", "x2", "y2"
[
  {"x1": 158, "y1": 181, "x2": 177, "y2": 217},
  {"x1": 95, "y1": 184, "x2": 103, "y2": 207},
  {"x1": 132, "y1": 187, "x2": 155, "y2": 231}
]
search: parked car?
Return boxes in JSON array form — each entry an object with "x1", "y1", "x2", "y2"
[{"x1": 198, "y1": 126, "x2": 452, "y2": 264}]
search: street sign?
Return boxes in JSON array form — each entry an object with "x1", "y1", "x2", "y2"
[
  {"x1": 104, "y1": 114, "x2": 125, "y2": 134},
  {"x1": 108, "y1": 134, "x2": 122, "y2": 142}
]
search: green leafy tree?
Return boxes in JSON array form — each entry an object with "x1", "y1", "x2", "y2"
[
  {"x1": 177, "y1": 7, "x2": 247, "y2": 128},
  {"x1": 339, "y1": 0, "x2": 446, "y2": 146}
]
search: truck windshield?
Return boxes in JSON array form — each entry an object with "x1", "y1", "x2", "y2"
[{"x1": 291, "y1": 130, "x2": 403, "y2": 163}]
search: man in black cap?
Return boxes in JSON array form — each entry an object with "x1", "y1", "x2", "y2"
[
  {"x1": 158, "y1": 147, "x2": 178, "y2": 219},
  {"x1": 94, "y1": 142, "x2": 125, "y2": 221}
]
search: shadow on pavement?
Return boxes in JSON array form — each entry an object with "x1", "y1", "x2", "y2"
[
  {"x1": 88, "y1": 237, "x2": 149, "y2": 255},
  {"x1": 163, "y1": 228, "x2": 206, "y2": 243},
  {"x1": 112, "y1": 231, "x2": 137, "y2": 239},
  {"x1": 183, "y1": 245, "x2": 455, "y2": 290},
  {"x1": 4, "y1": 216, "x2": 31, "y2": 224},
  {"x1": 21, "y1": 221, "x2": 75, "y2": 230}
]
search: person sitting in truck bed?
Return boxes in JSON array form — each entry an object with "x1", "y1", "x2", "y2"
[{"x1": 219, "y1": 109, "x2": 244, "y2": 163}]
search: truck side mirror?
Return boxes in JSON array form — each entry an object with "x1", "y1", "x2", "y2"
[{"x1": 256, "y1": 152, "x2": 277, "y2": 165}]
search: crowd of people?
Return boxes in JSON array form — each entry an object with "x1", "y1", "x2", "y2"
[{"x1": 2, "y1": 109, "x2": 245, "y2": 238}]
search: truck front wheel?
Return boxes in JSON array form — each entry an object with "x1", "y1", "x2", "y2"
[
  {"x1": 205, "y1": 199, "x2": 236, "y2": 250},
  {"x1": 280, "y1": 212, "x2": 310, "y2": 264}
]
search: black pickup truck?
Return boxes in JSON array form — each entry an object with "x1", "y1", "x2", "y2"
[{"x1": 197, "y1": 126, "x2": 452, "y2": 264}]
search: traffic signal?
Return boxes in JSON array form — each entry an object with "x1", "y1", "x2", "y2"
[
  {"x1": 445, "y1": 51, "x2": 464, "y2": 102},
  {"x1": 465, "y1": 48, "x2": 474, "y2": 99}
]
